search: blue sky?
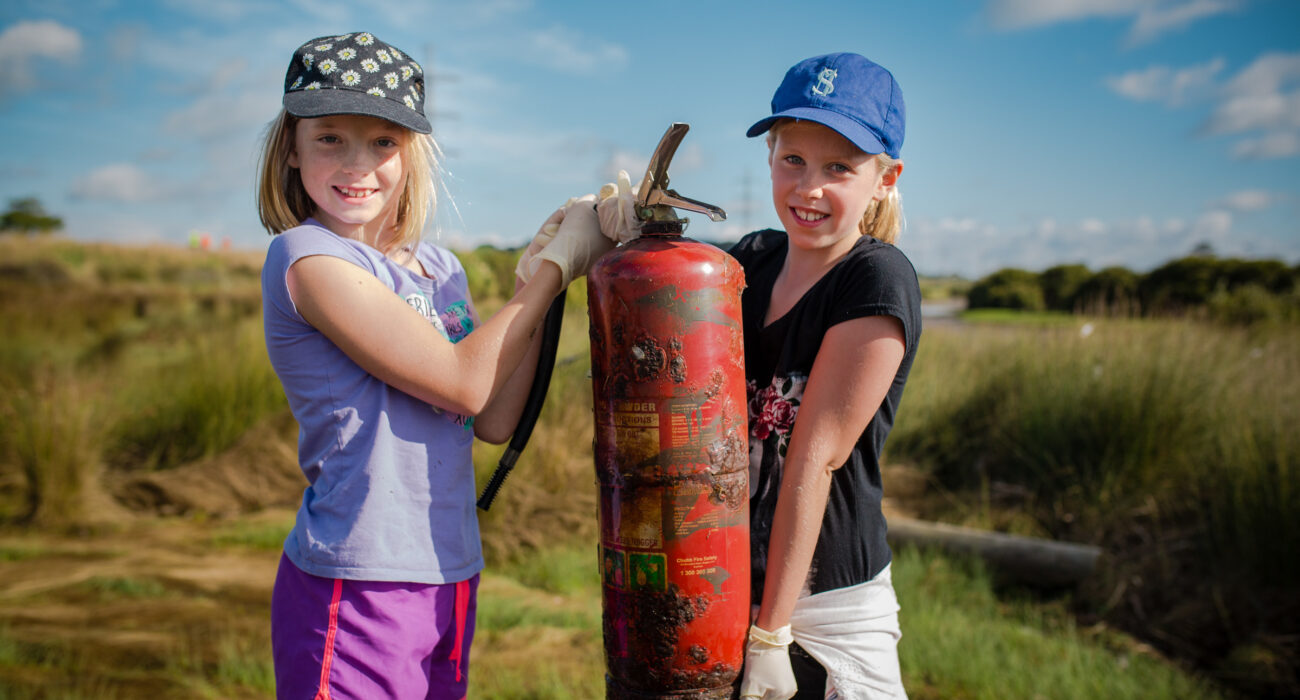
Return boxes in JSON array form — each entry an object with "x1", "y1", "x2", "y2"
[{"x1": 1, "y1": 0, "x2": 1297, "y2": 278}]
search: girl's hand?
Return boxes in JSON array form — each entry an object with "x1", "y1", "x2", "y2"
[
  {"x1": 739, "y1": 624, "x2": 797, "y2": 700},
  {"x1": 596, "y1": 169, "x2": 642, "y2": 244},
  {"x1": 515, "y1": 206, "x2": 567, "y2": 283},
  {"x1": 533, "y1": 195, "x2": 613, "y2": 287}
]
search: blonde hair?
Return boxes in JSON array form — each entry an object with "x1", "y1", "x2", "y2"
[
  {"x1": 256, "y1": 109, "x2": 439, "y2": 253},
  {"x1": 767, "y1": 119, "x2": 905, "y2": 245}
]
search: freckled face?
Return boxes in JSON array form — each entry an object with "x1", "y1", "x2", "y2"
[
  {"x1": 769, "y1": 121, "x2": 887, "y2": 257},
  {"x1": 288, "y1": 114, "x2": 407, "y2": 239}
]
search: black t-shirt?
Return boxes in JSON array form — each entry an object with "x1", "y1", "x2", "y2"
[{"x1": 729, "y1": 229, "x2": 922, "y2": 601}]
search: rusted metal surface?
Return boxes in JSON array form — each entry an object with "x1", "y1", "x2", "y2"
[{"x1": 589, "y1": 232, "x2": 749, "y2": 699}]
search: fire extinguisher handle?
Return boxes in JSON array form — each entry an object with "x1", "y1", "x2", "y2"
[{"x1": 476, "y1": 288, "x2": 567, "y2": 511}]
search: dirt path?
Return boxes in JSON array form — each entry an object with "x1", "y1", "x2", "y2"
[{"x1": 0, "y1": 505, "x2": 289, "y2": 697}]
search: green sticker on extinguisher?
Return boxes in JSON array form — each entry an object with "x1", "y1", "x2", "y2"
[{"x1": 628, "y1": 552, "x2": 667, "y2": 592}]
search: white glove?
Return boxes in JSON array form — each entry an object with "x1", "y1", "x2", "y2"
[
  {"x1": 515, "y1": 205, "x2": 567, "y2": 283},
  {"x1": 739, "y1": 624, "x2": 797, "y2": 700},
  {"x1": 530, "y1": 194, "x2": 613, "y2": 288},
  {"x1": 596, "y1": 169, "x2": 643, "y2": 244}
]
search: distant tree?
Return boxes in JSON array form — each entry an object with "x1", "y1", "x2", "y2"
[
  {"x1": 1075, "y1": 267, "x2": 1140, "y2": 315},
  {"x1": 1039, "y1": 263, "x2": 1091, "y2": 312},
  {"x1": 1221, "y1": 258, "x2": 1292, "y2": 294},
  {"x1": 1139, "y1": 256, "x2": 1225, "y2": 314},
  {"x1": 0, "y1": 197, "x2": 63, "y2": 235},
  {"x1": 1189, "y1": 241, "x2": 1215, "y2": 258},
  {"x1": 966, "y1": 268, "x2": 1045, "y2": 311}
]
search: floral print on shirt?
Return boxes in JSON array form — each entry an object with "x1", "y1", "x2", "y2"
[
  {"x1": 405, "y1": 294, "x2": 478, "y2": 430},
  {"x1": 747, "y1": 374, "x2": 804, "y2": 458},
  {"x1": 746, "y1": 372, "x2": 807, "y2": 594}
]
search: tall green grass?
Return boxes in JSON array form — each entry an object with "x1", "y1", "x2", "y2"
[
  {"x1": 104, "y1": 319, "x2": 287, "y2": 472},
  {"x1": 0, "y1": 238, "x2": 275, "y2": 522},
  {"x1": 894, "y1": 546, "x2": 1224, "y2": 699},
  {"x1": 0, "y1": 367, "x2": 103, "y2": 524},
  {"x1": 890, "y1": 317, "x2": 1298, "y2": 695},
  {"x1": 891, "y1": 319, "x2": 1297, "y2": 581}
]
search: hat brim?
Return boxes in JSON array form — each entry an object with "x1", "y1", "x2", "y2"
[
  {"x1": 747, "y1": 107, "x2": 892, "y2": 158},
  {"x1": 284, "y1": 89, "x2": 431, "y2": 134}
]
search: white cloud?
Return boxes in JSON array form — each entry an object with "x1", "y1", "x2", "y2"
[
  {"x1": 1201, "y1": 52, "x2": 1300, "y2": 159},
  {"x1": 1206, "y1": 53, "x2": 1300, "y2": 136},
  {"x1": 164, "y1": 87, "x2": 277, "y2": 141},
  {"x1": 0, "y1": 20, "x2": 82, "y2": 94},
  {"x1": 70, "y1": 163, "x2": 173, "y2": 203},
  {"x1": 602, "y1": 150, "x2": 648, "y2": 184},
  {"x1": 1223, "y1": 51, "x2": 1300, "y2": 97},
  {"x1": 902, "y1": 211, "x2": 1272, "y2": 277},
  {"x1": 1127, "y1": 0, "x2": 1240, "y2": 46},
  {"x1": 987, "y1": 0, "x2": 1152, "y2": 30},
  {"x1": 1218, "y1": 190, "x2": 1274, "y2": 211},
  {"x1": 987, "y1": 0, "x2": 1236, "y2": 44},
  {"x1": 1207, "y1": 91, "x2": 1300, "y2": 134},
  {"x1": 63, "y1": 213, "x2": 171, "y2": 245},
  {"x1": 161, "y1": 0, "x2": 264, "y2": 22},
  {"x1": 1232, "y1": 131, "x2": 1300, "y2": 159},
  {"x1": 1080, "y1": 218, "x2": 1108, "y2": 234},
  {"x1": 441, "y1": 0, "x2": 531, "y2": 23},
  {"x1": 1105, "y1": 58, "x2": 1223, "y2": 106},
  {"x1": 1110, "y1": 51, "x2": 1300, "y2": 160},
  {"x1": 523, "y1": 25, "x2": 627, "y2": 74}
]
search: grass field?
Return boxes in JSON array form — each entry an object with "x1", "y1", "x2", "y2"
[{"x1": 1, "y1": 237, "x2": 1293, "y2": 698}]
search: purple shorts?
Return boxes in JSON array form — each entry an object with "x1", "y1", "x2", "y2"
[{"x1": 271, "y1": 554, "x2": 478, "y2": 700}]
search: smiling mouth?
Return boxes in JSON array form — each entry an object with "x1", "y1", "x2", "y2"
[
  {"x1": 792, "y1": 208, "x2": 828, "y2": 223},
  {"x1": 335, "y1": 186, "x2": 376, "y2": 198}
]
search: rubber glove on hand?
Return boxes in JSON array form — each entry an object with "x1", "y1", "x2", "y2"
[
  {"x1": 531, "y1": 194, "x2": 613, "y2": 288},
  {"x1": 516, "y1": 194, "x2": 600, "y2": 283},
  {"x1": 739, "y1": 624, "x2": 797, "y2": 700},
  {"x1": 514, "y1": 204, "x2": 567, "y2": 283},
  {"x1": 596, "y1": 169, "x2": 643, "y2": 244}
]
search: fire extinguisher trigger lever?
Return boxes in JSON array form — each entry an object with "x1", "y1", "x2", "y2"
[{"x1": 635, "y1": 123, "x2": 727, "y2": 226}]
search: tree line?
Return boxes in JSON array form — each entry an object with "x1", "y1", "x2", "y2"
[{"x1": 967, "y1": 253, "x2": 1300, "y2": 324}]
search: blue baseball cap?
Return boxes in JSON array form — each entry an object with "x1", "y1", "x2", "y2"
[{"x1": 747, "y1": 52, "x2": 905, "y2": 158}]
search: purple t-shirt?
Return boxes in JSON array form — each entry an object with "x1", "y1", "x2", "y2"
[{"x1": 262, "y1": 220, "x2": 483, "y2": 584}]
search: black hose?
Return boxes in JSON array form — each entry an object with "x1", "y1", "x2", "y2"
[{"x1": 476, "y1": 289, "x2": 567, "y2": 511}]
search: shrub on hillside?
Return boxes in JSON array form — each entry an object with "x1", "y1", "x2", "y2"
[
  {"x1": 1074, "y1": 266, "x2": 1141, "y2": 316},
  {"x1": 459, "y1": 245, "x2": 521, "y2": 304},
  {"x1": 1039, "y1": 264, "x2": 1091, "y2": 312},
  {"x1": 966, "y1": 268, "x2": 1045, "y2": 311}
]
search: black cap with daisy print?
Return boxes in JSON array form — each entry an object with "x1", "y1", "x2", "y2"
[{"x1": 282, "y1": 32, "x2": 431, "y2": 134}]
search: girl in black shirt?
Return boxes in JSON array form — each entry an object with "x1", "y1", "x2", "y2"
[{"x1": 733, "y1": 52, "x2": 921, "y2": 700}]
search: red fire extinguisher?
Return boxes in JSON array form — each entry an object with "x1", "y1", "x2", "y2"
[{"x1": 588, "y1": 124, "x2": 749, "y2": 699}]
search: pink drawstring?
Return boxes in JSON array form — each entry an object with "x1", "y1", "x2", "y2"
[
  {"x1": 449, "y1": 578, "x2": 470, "y2": 682},
  {"x1": 315, "y1": 578, "x2": 344, "y2": 700}
]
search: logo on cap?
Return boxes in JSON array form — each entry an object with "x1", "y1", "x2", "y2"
[{"x1": 813, "y1": 68, "x2": 837, "y2": 97}]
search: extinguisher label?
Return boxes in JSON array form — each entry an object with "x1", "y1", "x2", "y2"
[
  {"x1": 612, "y1": 401, "x2": 661, "y2": 469},
  {"x1": 601, "y1": 545, "x2": 668, "y2": 593},
  {"x1": 628, "y1": 552, "x2": 667, "y2": 592}
]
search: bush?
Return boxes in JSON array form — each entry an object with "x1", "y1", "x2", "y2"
[
  {"x1": 1040, "y1": 264, "x2": 1091, "y2": 312},
  {"x1": 1075, "y1": 266, "x2": 1140, "y2": 316},
  {"x1": 966, "y1": 268, "x2": 1046, "y2": 311},
  {"x1": 459, "y1": 245, "x2": 521, "y2": 305},
  {"x1": 1207, "y1": 284, "x2": 1300, "y2": 325}
]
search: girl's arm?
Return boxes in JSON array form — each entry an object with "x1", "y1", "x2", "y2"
[
  {"x1": 471, "y1": 275, "x2": 549, "y2": 444},
  {"x1": 753, "y1": 314, "x2": 906, "y2": 632},
  {"x1": 287, "y1": 254, "x2": 564, "y2": 418}
]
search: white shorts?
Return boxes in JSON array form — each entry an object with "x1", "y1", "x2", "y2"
[{"x1": 790, "y1": 563, "x2": 907, "y2": 699}]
